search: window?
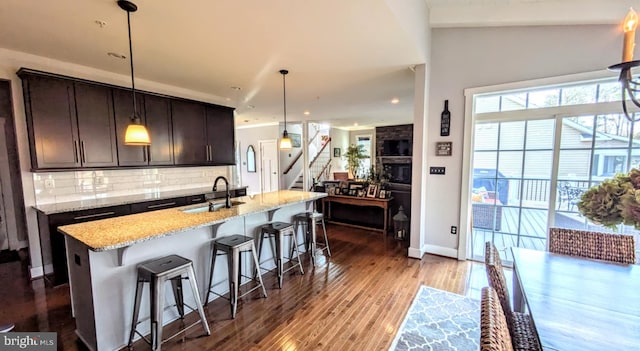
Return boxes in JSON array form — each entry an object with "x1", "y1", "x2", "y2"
[
  {"x1": 356, "y1": 135, "x2": 372, "y2": 177},
  {"x1": 470, "y1": 75, "x2": 640, "y2": 263}
]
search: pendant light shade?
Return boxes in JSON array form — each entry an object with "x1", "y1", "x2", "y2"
[
  {"x1": 279, "y1": 69, "x2": 292, "y2": 150},
  {"x1": 119, "y1": 0, "x2": 150, "y2": 146},
  {"x1": 124, "y1": 122, "x2": 151, "y2": 145}
]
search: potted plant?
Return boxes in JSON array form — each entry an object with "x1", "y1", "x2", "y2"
[{"x1": 343, "y1": 144, "x2": 368, "y2": 180}]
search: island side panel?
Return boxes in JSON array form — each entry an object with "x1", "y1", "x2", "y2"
[{"x1": 66, "y1": 236, "x2": 97, "y2": 350}]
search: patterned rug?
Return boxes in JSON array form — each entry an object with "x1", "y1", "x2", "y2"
[{"x1": 389, "y1": 286, "x2": 480, "y2": 351}]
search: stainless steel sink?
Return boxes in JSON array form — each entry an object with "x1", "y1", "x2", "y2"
[{"x1": 181, "y1": 200, "x2": 245, "y2": 214}]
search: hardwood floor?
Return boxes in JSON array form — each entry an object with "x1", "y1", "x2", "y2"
[{"x1": 0, "y1": 224, "x2": 491, "y2": 350}]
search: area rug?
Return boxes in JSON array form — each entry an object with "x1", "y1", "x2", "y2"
[{"x1": 389, "y1": 286, "x2": 480, "y2": 351}]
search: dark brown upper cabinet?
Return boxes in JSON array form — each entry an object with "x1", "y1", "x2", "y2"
[
  {"x1": 20, "y1": 71, "x2": 117, "y2": 170},
  {"x1": 171, "y1": 99, "x2": 208, "y2": 165},
  {"x1": 205, "y1": 105, "x2": 235, "y2": 165},
  {"x1": 113, "y1": 87, "x2": 146, "y2": 166},
  {"x1": 19, "y1": 68, "x2": 235, "y2": 170},
  {"x1": 143, "y1": 93, "x2": 174, "y2": 165},
  {"x1": 113, "y1": 89, "x2": 174, "y2": 166},
  {"x1": 171, "y1": 100, "x2": 235, "y2": 165}
]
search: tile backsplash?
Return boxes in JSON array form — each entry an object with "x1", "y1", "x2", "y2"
[{"x1": 33, "y1": 166, "x2": 231, "y2": 205}]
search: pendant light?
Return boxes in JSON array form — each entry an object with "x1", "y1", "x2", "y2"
[
  {"x1": 279, "y1": 69, "x2": 292, "y2": 150},
  {"x1": 119, "y1": 0, "x2": 151, "y2": 145}
]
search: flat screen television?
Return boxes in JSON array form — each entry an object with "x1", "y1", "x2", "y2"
[{"x1": 382, "y1": 139, "x2": 411, "y2": 156}]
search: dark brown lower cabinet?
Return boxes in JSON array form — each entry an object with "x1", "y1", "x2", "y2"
[{"x1": 37, "y1": 205, "x2": 131, "y2": 286}]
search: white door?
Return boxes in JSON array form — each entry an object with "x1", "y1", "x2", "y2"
[{"x1": 259, "y1": 140, "x2": 279, "y2": 193}]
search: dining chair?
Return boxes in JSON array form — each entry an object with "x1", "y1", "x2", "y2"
[
  {"x1": 485, "y1": 242, "x2": 542, "y2": 351},
  {"x1": 480, "y1": 286, "x2": 514, "y2": 351},
  {"x1": 548, "y1": 227, "x2": 636, "y2": 264}
]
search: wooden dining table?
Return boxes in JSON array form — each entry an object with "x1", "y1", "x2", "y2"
[{"x1": 511, "y1": 247, "x2": 640, "y2": 351}]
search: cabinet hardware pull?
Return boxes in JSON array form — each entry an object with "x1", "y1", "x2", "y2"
[
  {"x1": 74, "y1": 211, "x2": 116, "y2": 220},
  {"x1": 73, "y1": 141, "x2": 79, "y2": 163},
  {"x1": 146, "y1": 146, "x2": 151, "y2": 163},
  {"x1": 80, "y1": 141, "x2": 86, "y2": 163},
  {"x1": 142, "y1": 147, "x2": 146, "y2": 162},
  {"x1": 147, "y1": 202, "x2": 176, "y2": 209}
]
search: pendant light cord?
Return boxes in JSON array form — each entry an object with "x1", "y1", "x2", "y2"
[
  {"x1": 126, "y1": 10, "x2": 138, "y2": 118},
  {"x1": 282, "y1": 71, "x2": 287, "y2": 130}
]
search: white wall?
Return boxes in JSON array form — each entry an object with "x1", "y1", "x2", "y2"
[
  {"x1": 329, "y1": 128, "x2": 349, "y2": 176},
  {"x1": 236, "y1": 124, "x2": 279, "y2": 193},
  {"x1": 427, "y1": 24, "x2": 620, "y2": 257},
  {"x1": 0, "y1": 48, "x2": 236, "y2": 277}
]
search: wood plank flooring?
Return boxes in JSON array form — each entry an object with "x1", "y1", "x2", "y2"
[{"x1": 0, "y1": 224, "x2": 492, "y2": 351}]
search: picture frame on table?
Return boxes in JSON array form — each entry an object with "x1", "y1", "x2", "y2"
[
  {"x1": 379, "y1": 190, "x2": 387, "y2": 198},
  {"x1": 366, "y1": 184, "x2": 378, "y2": 198},
  {"x1": 328, "y1": 187, "x2": 336, "y2": 195},
  {"x1": 335, "y1": 187, "x2": 342, "y2": 195},
  {"x1": 349, "y1": 189, "x2": 357, "y2": 196},
  {"x1": 357, "y1": 189, "x2": 366, "y2": 197}
]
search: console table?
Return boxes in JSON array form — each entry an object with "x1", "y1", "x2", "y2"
[{"x1": 322, "y1": 195, "x2": 393, "y2": 233}]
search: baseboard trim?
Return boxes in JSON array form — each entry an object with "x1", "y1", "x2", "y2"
[
  {"x1": 408, "y1": 246, "x2": 424, "y2": 259},
  {"x1": 424, "y1": 245, "x2": 458, "y2": 259},
  {"x1": 30, "y1": 265, "x2": 44, "y2": 279}
]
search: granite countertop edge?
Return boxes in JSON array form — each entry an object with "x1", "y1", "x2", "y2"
[{"x1": 58, "y1": 190, "x2": 327, "y2": 252}]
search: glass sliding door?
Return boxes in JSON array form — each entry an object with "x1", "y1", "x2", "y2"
[{"x1": 471, "y1": 118, "x2": 555, "y2": 262}]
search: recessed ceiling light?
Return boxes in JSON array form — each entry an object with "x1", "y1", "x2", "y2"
[
  {"x1": 107, "y1": 52, "x2": 126, "y2": 59},
  {"x1": 243, "y1": 119, "x2": 249, "y2": 123},
  {"x1": 247, "y1": 105, "x2": 255, "y2": 109},
  {"x1": 95, "y1": 20, "x2": 107, "y2": 28},
  {"x1": 304, "y1": 111, "x2": 310, "y2": 115},
  {"x1": 230, "y1": 86, "x2": 241, "y2": 91},
  {"x1": 391, "y1": 98, "x2": 400, "y2": 104}
]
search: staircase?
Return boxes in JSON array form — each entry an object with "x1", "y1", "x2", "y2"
[{"x1": 283, "y1": 125, "x2": 332, "y2": 191}]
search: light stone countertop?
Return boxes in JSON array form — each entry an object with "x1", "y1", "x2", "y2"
[
  {"x1": 58, "y1": 190, "x2": 326, "y2": 252},
  {"x1": 33, "y1": 186, "x2": 247, "y2": 215}
]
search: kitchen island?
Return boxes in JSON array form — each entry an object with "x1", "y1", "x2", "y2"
[{"x1": 58, "y1": 190, "x2": 326, "y2": 351}]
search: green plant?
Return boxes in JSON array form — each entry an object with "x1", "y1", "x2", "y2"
[
  {"x1": 343, "y1": 144, "x2": 368, "y2": 179},
  {"x1": 577, "y1": 168, "x2": 640, "y2": 229}
]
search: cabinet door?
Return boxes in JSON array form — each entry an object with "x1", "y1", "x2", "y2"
[
  {"x1": 23, "y1": 75, "x2": 80, "y2": 169},
  {"x1": 171, "y1": 99, "x2": 207, "y2": 165},
  {"x1": 144, "y1": 94, "x2": 174, "y2": 165},
  {"x1": 73, "y1": 82, "x2": 118, "y2": 167},
  {"x1": 113, "y1": 88, "x2": 146, "y2": 166},
  {"x1": 205, "y1": 105, "x2": 236, "y2": 165}
]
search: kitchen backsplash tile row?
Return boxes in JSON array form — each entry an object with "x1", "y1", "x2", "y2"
[{"x1": 33, "y1": 166, "x2": 230, "y2": 205}]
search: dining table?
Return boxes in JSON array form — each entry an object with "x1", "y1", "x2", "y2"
[{"x1": 511, "y1": 247, "x2": 640, "y2": 351}]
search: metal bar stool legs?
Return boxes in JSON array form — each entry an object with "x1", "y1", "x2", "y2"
[
  {"x1": 257, "y1": 222, "x2": 304, "y2": 288},
  {"x1": 128, "y1": 255, "x2": 210, "y2": 351},
  {"x1": 205, "y1": 234, "x2": 267, "y2": 319},
  {"x1": 293, "y1": 212, "x2": 331, "y2": 267}
]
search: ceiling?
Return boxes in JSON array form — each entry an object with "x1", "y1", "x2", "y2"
[{"x1": 0, "y1": 0, "x2": 635, "y2": 130}]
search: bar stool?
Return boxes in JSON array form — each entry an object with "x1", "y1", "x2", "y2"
[
  {"x1": 128, "y1": 255, "x2": 210, "y2": 351},
  {"x1": 205, "y1": 234, "x2": 267, "y2": 318},
  {"x1": 257, "y1": 221, "x2": 304, "y2": 288},
  {"x1": 293, "y1": 211, "x2": 331, "y2": 266}
]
